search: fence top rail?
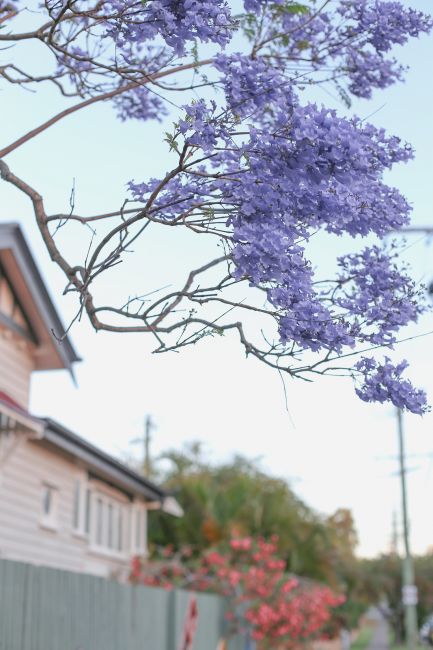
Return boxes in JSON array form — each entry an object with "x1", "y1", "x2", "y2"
[{"x1": 0, "y1": 557, "x2": 243, "y2": 650}]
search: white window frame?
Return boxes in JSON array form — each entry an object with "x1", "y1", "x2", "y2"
[
  {"x1": 72, "y1": 476, "x2": 148, "y2": 559},
  {"x1": 88, "y1": 486, "x2": 129, "y2": 559},
  {"x1": 131, "y1": 502, "x2": 148, "y2": 556},
  {"x1": 40, "y1": 482, "x2": 59, "y2": 531},
  {"x1": 72, "y1": 472, "x2": 88, "y2": 536},
  {"x1": 84, "y1": 484, "x2": 92, "y2": 536}
]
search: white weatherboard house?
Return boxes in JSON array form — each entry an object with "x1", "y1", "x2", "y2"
[{"x1": 0, "y1": 223, "x2": 182, "y2": 578}]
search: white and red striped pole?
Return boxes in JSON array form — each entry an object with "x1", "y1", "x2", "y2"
[{"x1": 178, "y1": 595, "x2": 198, "y2": 650}]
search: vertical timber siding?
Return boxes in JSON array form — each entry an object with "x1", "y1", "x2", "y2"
[
  {"x1": 0, "y1": 558, "x2": 244, "y2": 650},
  {"x1": 0, "y1": 329, "x2": 34, "y2": 408},
  {"x1": 0, "y1": 437, "x2": 129, "y2": 578}
]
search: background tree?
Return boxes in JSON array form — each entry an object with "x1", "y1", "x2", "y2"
[
  {"x1": 147, "y1": 444, "x2": 433, "y2": 635},
  {"x1": 0, "y1": 0, "x2": 431, "y2": 410},
  {"x1": 351, "y1": 552, "x2": 433, "y2": 643},
  {"x1": 149, "y1": 444, "x2": 360, "y2": 589}
]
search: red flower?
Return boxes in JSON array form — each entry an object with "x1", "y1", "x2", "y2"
[{"x1": 129, "y1": 536, "x2": 343, "y2": 649}]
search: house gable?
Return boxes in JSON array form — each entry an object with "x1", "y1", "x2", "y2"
[
  {"x1": 0, "y1": 419, "x2": 181, "y2": 578},
  {"x1": 0, "y1": 224, "x2": 182, "y2": 577},
  {"x1": 0, "y1": 262, "x2": 35, "y2": 343},
  {"x1": 0, "y1": 223, "x2": 80, "y2": 373},
  {"x1": 0, "y1": 431, "x2": 147, "y2": 577}
]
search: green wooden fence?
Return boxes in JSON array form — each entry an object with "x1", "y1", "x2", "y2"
[{"x1": 0, "y1": 559, "x2": 245, "y2": 650}]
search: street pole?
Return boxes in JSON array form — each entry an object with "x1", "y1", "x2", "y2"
[
  {"x1": 396, "y1": 408, "x2": 418, "y2": 650},
  {"x1": 144, "y1": 414, "x2": 155, "y2": 478}
]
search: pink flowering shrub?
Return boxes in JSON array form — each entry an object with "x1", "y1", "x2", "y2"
[{"x1": 130, "y1": 536, "x2": 344, "y2": 649}]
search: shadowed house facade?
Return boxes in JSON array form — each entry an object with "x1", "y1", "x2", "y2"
[{"x1": 0, "y1": 223, "x2": 182, "y2": 578}]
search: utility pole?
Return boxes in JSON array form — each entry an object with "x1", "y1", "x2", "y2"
[
  {"x1": 396, "y1": 408, "x2": 418, "y2": 650},
  {"x1": 130, "y1": 414, "x2": 156, "y2": 478},
  {"x1": 391, "y1": 510, "x2": 399, "y2": 556},
  {"x1": 143, "y1": 414, "x2": 156, "y2": 478}
]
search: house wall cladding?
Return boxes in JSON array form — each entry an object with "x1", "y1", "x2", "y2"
[
  {"x1": 0, "y1": 436, "x2": 137, "y2": 578},
  {"x1": 0, "y1": 437, "x2": 86, "y2": 573},
  {"x1": 0, "y1": 558, "x2": 245, "y2": 650},
  {"x1": 0, "y1": 331, "x2": 34, "y2": 408}
]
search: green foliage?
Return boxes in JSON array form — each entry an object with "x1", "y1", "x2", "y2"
[
  {"x1": 242, "y1": 2, "x2": 309, "y2": 41},
  {"x1": 149, "y1": 444, "x2": 359, "y2": 590},
  {"x1": 346, "y1": 553, "x2": 433, "y2": 643},
  {"x1": 271, "y1": 2, "x2": 310, "y2": 15},
  {"x1": 351, "y1": 624, "x2": 375, "y2": 650}
]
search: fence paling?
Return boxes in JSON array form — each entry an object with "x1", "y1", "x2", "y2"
[{"x1": 0, "y1": 558, "x2": 244, "y2": 650}]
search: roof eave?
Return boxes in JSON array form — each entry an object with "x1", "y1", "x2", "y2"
[
  {"x1": 0, "y1": 223, "x2": 80, "y2": 371},
  {"x1": 41, "y1": 418, "x2": 169, "y2": 504},
  {"x1": 0, "y1": 395, "x2": 44, "y2": 436}
]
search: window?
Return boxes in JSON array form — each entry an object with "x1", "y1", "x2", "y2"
[
  {"x1": 90, "y1": 491, "x2": 127, "y2": 555},
  {"x1": 96, "y1": 497, "x2": 103, "y2": 545},
  {"x1": 40, "y1": 483, "x2": 58, "y2": 530},
  {"x1": 133, "y1": 506, "x2": 147, "y2": 554},
  {"x1": 117, "y1": 508, "x2": 123, "y2": 552},
  {"x1": 107, "y1": 504, "x2": 113, "y2": 549},
  {"x1": 85, "y1": 487, "x2": 91, "y2": 534},
  {"x1": 126, "y1": 509, "x2": 131, "y2": 551},
  {"x1": 135, "y1": 510, "x2": 141, "y2": 550},
  {"x1": 42, "y1": 485, "x2": 52, "y2": 515},
  {"x1": 73, "y1": 479, "x2": 81, "y2": 530},
  {"x1": 142, "y1": 509, "x2": 147, "y2": 553}
]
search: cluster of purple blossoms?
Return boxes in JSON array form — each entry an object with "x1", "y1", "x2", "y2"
[
  {"x1": 178, "y1": 100, "x2": 234, "y2": 153},
  {"x1": 242, "y1": 0, "x2": 432, "y2": 100},
  {"x1": 104, "y1": 0, "x2": 233, "y2": 55},
  {"x1": 128, "y1": 170, "x2": 213, "y2": 221},
  {"x1": 336, "y1": 247, "x2": 426, "y2": 346},
  {"x1": 355, "y1": 358, "x2": 429, "y2": 415},
  {"x1": 214, "y1": 54, "x2": 296, "y2": 121},
  {"x1": 338, "y1": 0, "x2": 433, "y2": 52},
  {"x1": 335, "y1": 1, "x2": 432, "y2": 97},
  {"x1": 1, "y1": 1, "x2": 431, "y2": 413},
  {"x1": 55, "y1": 45, "x2": 94, "y2": 80},
  {"x1": 345, "y1": 51, "x2": 404, "y2": 98},
  {"x1": 131, "y1": 93, "x2": 423, "y2": 363},
  {"x1": 222, "y1": 104, "x2": 415, "y2": 348},
  {"x1": 113, "y1": 87, "x2": 168, "y2": 123},
  {"x1": 0, "y1": 0, "x2": 17, "y2": 12},
  {"x1": 242, "y1": 0, "x2": 287, "y2": 13},
  {"x1": 115, "y1": 0, "x2": 431, "y2": 414}
]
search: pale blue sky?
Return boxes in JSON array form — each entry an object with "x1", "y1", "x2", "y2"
[{"x1": 1, "y1": 1, "x2": 433, "y2": 557}]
